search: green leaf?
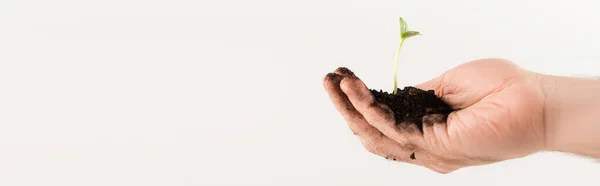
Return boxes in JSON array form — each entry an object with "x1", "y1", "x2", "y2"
[
  {"x1": 401, "y1": 31, "x2": 420, "y2": 39},
  {"x1": 399, "y1": 17, "x2": 407, "y2": 34}
]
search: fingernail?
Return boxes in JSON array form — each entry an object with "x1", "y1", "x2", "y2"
[
  {"x1": 335, "y1": 67, "x2": 356, "y2": 77},
  {"x1": 325, "y1": 73, "x2": 343, "y2": 81}
]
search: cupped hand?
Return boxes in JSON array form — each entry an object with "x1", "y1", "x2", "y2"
[{"x1": 323, "y1": 58, "x2": 547, "y2": 173}]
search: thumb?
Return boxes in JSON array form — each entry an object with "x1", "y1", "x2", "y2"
[
  {"x1": 415, "y1": 73, "x2": 446, "y2": 98},
  {"x1": 415, "y1": 72, "x2": 468, "y2": 110}
]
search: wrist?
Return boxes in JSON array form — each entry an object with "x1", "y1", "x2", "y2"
[{"x1": 541, "y1": 74, "x2": 600, "y2": 157}]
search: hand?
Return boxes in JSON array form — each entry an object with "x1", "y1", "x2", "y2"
[{"x1": 323, "y1": 58, "x2": 547, "y2": 173}]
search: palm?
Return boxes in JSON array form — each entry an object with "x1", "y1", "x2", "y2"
[{"x1": 420, "y1": 59, "x2": 546, "y2": 164}]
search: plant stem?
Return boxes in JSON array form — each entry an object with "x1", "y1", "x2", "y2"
[{"x1": 393, "y1": 38, "x2": 405, "y2": 95}]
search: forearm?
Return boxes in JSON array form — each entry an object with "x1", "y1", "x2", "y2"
[{"x1": 542, "y1": 74, "x2": 600, "y2": 158}]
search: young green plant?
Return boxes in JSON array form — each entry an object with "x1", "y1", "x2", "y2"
[{"x1": 393, "y1": 17, "x2": 420, "y2": 94}]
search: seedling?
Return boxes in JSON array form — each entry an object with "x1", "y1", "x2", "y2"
[
  {"x1": 392, "y1": 17, "x2": 420, "y2": 94},
  {"x1": 362, "y1": 17, "x2": 452, "y2": 133}
]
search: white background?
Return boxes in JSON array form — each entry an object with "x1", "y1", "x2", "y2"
[{"x1": 1, "y1": 0, "x2": 600, "y2": 185}]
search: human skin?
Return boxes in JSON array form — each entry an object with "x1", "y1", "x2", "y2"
[{"x1": 322, "y1": 58, "x2": 600, "y2": 173}]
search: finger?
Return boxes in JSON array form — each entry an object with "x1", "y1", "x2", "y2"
[
  {"x1": 419, "y1": 152, "x2": 461, "y2": 174},
  {"x1": 421, "y1": 113, "x2": 466, "y2": 165},
  {"x1": 421, "y1": 113, "x2": 477, "y2": 170},
  {"x1": 421, "y1": 114, "x2": 445, "y2": 152},
  {"x1": 414, "y1": 73, "x2": 466, "y2": 110},
  {"x1": 360, "y1": 132, "x2": 427, "y2": 164},
  {"x1": 421, "y1": 113, "x2": 463, "y2": 160},
  {"x1": 415, "y1": 73, "x2": 445, "y2": 97},
  {"x1": 322, "y1": 72, "x2": 378, "y2": 137},
  {"x1": 422, "y1": 112, "x2": 499, "y2": 171},
  {"x1": 323, "y1": 72, "x2": 425, "y2": 164},
  {"x1": 418, "y1": 115, "x2": 468, "y2": 173},
  {"x1": 339, "y1": 77, "x2": 424, "y2": 151}
]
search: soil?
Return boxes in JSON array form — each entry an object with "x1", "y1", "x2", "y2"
[{"x1": 369, "y1": 86, "x2": 454, "y2": 133}]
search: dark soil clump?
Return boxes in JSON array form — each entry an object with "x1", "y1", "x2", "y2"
[{"x1": 370, "y1": 87, "x2": 454, "y2": 133}]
